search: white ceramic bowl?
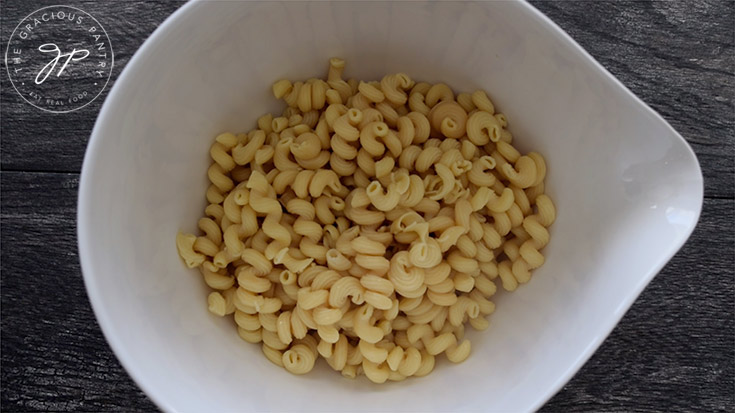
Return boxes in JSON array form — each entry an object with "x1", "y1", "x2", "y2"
[{"x1": 78, "y1": 1, "x2": 703, "y2": 412}]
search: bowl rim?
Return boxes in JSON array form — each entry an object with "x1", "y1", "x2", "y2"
[{"x1": 77, "y1": 1, "x2": 704, "y2": 412}]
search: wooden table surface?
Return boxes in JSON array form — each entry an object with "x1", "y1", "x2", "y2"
[{"x1": 1, "y1": 1, "x2": 733, "y2": 411}]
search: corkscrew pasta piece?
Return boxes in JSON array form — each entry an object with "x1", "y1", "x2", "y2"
[
  {"x1": 428, "y1": 101, "x2": 467, "y2": 139},
  {"x1": 176, "y1": 58, "x2": 555, "y2": 382},
  {"x1": 380, "y1": 73, "x2": 413, "y2": 105}
]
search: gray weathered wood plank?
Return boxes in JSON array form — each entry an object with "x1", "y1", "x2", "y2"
[
  {"x1": 0, "y1": 172, "x2": 153, "y2": 411},
  {"x1": 0, "y1": 0, "x2": 185, "y2": 173},
  {"x1": 532, "y1": 0, "x2": 735, "y2": 201}
]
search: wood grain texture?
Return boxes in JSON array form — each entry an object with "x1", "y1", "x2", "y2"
[
  {"x1": 1, "y1": 172, "x2": 153, "y2": 411},
  {"x1": 0, "y1": 0, "x2": 185, "y2": 173},
  {"x1": 533, "y1": 0, "x2": 735, "y2": 201},
  {"x1": 0, "y1": 0, "x2": 732, "y2": 412}
]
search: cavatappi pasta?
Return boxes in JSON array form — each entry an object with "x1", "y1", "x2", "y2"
[{"x1": 176, "y1": 58, "x2": 555, "y2": 383}]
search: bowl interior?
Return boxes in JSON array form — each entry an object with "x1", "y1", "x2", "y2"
[{"x1": 79, "y1": 2, "x2": 703, "y2": 412}]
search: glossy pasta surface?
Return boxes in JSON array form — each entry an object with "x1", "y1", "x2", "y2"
[{"x1": 176, "y1": 59, "x2": 555, "y2": 382}]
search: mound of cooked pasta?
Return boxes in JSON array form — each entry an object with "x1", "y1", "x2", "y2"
[{"x1": 176, "y1": 58, "x2": 555, "y2": 383}]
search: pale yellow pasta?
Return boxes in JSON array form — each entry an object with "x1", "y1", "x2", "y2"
[
  {"x1": 330, "y1": 153, "x2": 357, "y2": 176},
  {"x1": 317, "y1": 325, "x2": 340, "y2": 343},
  {"x1": 362, "y1": 360, "x2": 390, "y2": 384},
  {"x1": 455, "y1": 92, "x2": 476, "y2": 113},
  {"x1": 235, "y1": 310, "x2": 261, "y2": 331},
  {"x1": 395, "y1": 347, "x2": 421, "y2": 377},
  {"x1": 359, "y1": 339, "x2": 389, "y2": 364},
  {"x1": 453, "y1": 272, "x2": 475, "y2": 293},
  {"x1": 425, "y1": 83, "x2": 454, "y2": 108},
  {"x1": 210, "y1": 142, "x2": 236, "y2": 171},
  {"x1": 523, "y1": 215, "x2": 550, "y2": 247},
  {"x1": 272, "y1": 79, "x2": 293, "y2": 99},
  {"x1": 535, "y1": 194, "x2": 557, "y2": 227},
  {"x1": 324, "y1": 103, "x2": 348, "y2": 128},
  {"x1": 237, "y1": 269, "x2": 271, "y2": 293},
  {"x1": 445, "y1": 339, "x2": 471, "y2": 363},
  {"x1": 468, "y1": 315, "x2": 490, "y2": 331},
  {"x1": 311, "y1": 270, "x2": 342, "y2": 290},
  {"x1": 501, "y1": 155, "x2": 537, "y2": 188},
  {"x1": 427, "y1": 164, "x2": 456, "y2": 201},
  {"x1": 204, "y1": 203, "x2": 225, "y2": 225},
  {"x1": 424, "y1": 332, "x2": 456, "y2": 356},
  {"x1": 345, "y1": 205, "x2": 385, "y2": 226},
  {"x1": 398, "y1": 175, "x2": 425, "y2": 207},
  {"x1": 359, "y1": 121, "x2": 391, "y2": 157},
  {"x1": 238, "y1": 327, "x2": 262, "y2": 344},
  {"x1": 207, "y1": 163, "x2": 233, "y2": 193},
  {"x1": 353, "y1": 305, "x2": 385, "y2": 344},
  {"x1": 471, "y1": 90, "x2": 495, "y2": 114},
  {"x1": 329, "y1": 276, "x2": 365, "y2": 307},
  {"x1": 261, "y1": 344, "x2": 284, "y2": 367},
  {"x1": 176, "y1": 233, "x2": 205, "y2": 268},
  {"x1": 272, "y1": 248, "x2": 312, "y2": 273},
  {"x1": 375, "y1": 102, "x2": 400, "y2": 129},
  {"x1": 193, "y1": 236, "x2": 218, "y2": 257},
  {"x1": 293, "y1": 217, "x2": 322, "y2": 242},
  {"x1": 289, "y1": 310, "x2": 308, "y2": 339},
  {"x1": 422, "y1": 263, "x2": 451, "y2": 287},
  {"x1": 354, "y1": 254, "x2": 390, "y2": 275},
  {"x1": 429, "y1": 101, "x2": 467, "y2": 139},
  {"x1": 426, "y1": 290, "x2": 457, "y2": 307},
  {"x1": 202, "y1": 267, "x2": 235, "y2": 290},
  {"x1": 407, "y1": 303, "x2": 445, "y2": 325},
  {"x1": 177, "y1": 58, "x2": 555, "y2": 382},
  {"x1": 520, "y1": 240, "x2": 545, "y2": 269},
  {"x1": 290, "y1": 132, "x2": 321, "y2": 160},
  {"x1": 258, "y1": 312, "x2": 278, "y2": 332},
  {"x1": 366, "y1": 181, "x2": 400, "y2": 211},
  {"x1": 413, "y1": 146, "x2": 442, "y2": 173},
  {"x1": 363, "y1": 290, "x2": 394, "y2": 310},
  {"x1": 386, "y1": 252, "x2": 424, "y2": 296},
  {"x1": 380, "y1": 73, "x2": 412, "y2": 105},
  {"x1": 447, "y1": 251, "x2": 478, "y2": 273},
  {"x1": 359, "y1": 275, "x2": 394, "y2": 296},
  {"x1": 311, "y1": 80, "x2": 328, "y2": 111},
  {"x1": 288, "y1": 114, "x2": 304, "y2": 128},
  {"x1": 340, "y1": 364, "x2": 358, "y2": 379},
  {"x1": 455, "y1": 235, "x2": 477, "y2": 258},
  {"x1": 355, "y1": 149, "x2": 376, "y2": 177},
  {"x1": 448, "y1": 296, "x2": 480, "y2": 327},
  {"x1": 497, "y1": 260, "x2": 518, "y2": 291},
  {"x1": 466, "y1": 110, "x2": 502, "y2": 145},
  {"x1": 313, "y1": 306, "x2": 342, "y2": 325},
  {"x1": 327, "y1": 57, "x2": 345, "y2": 82},
  {"x1": 358, "y1": 81, "x2": 385, "y2": 103},
  {"x1": 215, "y1": 132, "x2": 239, "y2": 149},
  {"x1": 240, "y1": 248, "x2": 272, "y2": 275},
  {"x1": 374, "y1": 157, "x2": 395, "y2": 179},
  {"x1": 408, "y1": 92, "x2": 430, "y2": 116},
  {"x1": 351, "y1": 236, "x2": 387, "y2": 256},
  {"x1": 282, "y1": 344, "x2": 316, "y2": 375},
  {"x1": 325, "y1": 248, "x2": 351, "y2": 271},
  {"x1": 385, "y1": 346, "x2": 404, "y2": 371},
  {"x1": 470, "y1": 290, "x2": 496, "y2": 316},
  {"x1": 207, "y1": 292, "x2": 226, "y2": 316}
]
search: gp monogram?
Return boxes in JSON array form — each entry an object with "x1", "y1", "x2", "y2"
[{"x1": 5, "y1": 5, "x2": 114, "y2": 113}]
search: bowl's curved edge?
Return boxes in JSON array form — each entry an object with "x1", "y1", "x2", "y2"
[
  {"x1": 518, "y1": 1, "x2": 704, "y2": 411},
  {"x1": 77, "y1": 2, "x2": 203, "y2": 413}
]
